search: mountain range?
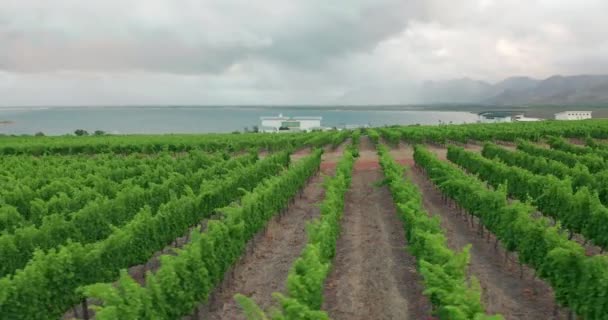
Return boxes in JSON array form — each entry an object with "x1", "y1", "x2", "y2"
[{"x1": 419, "y1": 74, "x2": 608, "y2": 105}]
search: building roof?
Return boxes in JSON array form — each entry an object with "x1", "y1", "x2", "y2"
[
  {"x1": 478, "y1": 111, "x2": 521, "y2": 118},
  {"x1": 292, "y1": 116, "x2": 322, "y2": 120},
  {"x1": 514, "y1": 117, "x2": 542, "y2": 122}
]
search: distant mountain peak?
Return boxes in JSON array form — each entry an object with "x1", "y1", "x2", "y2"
[{"x1": 420, "y1": 74, "x2": 608, "y2": 105}]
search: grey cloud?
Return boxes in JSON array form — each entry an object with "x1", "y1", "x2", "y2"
[
  {"x1": 0, "y1": 0, "x2": 414, "y2": 74},
  {"x1": 0, "y1": 29, "x2": 256, "y2": 74},
  {"x1": 256, "y1": 1, "x2": 416, "y2": 68},
  {"x1": 1, "y1": 0, "x2": 608, "y2": 106}
]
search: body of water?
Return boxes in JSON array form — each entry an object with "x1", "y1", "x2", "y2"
[{"x1": 0, "y1": 106, "x2": 479, "y2": 135}]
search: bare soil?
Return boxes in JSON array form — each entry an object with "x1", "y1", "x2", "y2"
[
  {"x1": 567, "y1": 138, "x2": 586, "y2": 145},
  {"x1": 322, "y1": 138, "x2": 431, "y2": 320},
  {"x1": 497, "y1": 143, "x2": 518, "y2": 151},
  {"x1": 494, "y1": 140, "x2": 517, "y2": 148},
  {"x1": 393, "y1": 144, "x2": 567, "y2": 319},
  {"x1": 320, "y1": 139, "x2": 351, "y2": 172},
  {"x1": 190, "y1": 143, "x2": 346, "y2": 320},
  {"x1": 425, "y1": 144, "x2": 448, "y2": 160},
  {"x1": 289, "y1": 147, "x2": 312, "y2": 162}
]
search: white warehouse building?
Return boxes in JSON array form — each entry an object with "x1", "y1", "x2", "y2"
[
  {"x1": 260, "y1": 114, "x2": 322, "y2": 133},
  {"x1": 478, "y1": 111, "x2": 517, "y2": 123},
  {"x1": 554, "y1": 111, "x2": 592, "y2": 120},
  {"x1": 479, "y1": 111, "x2": 543, "y2": 123}
]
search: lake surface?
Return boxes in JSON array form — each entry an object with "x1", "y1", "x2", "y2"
[{"x1": 0, "y1": 106, "x2": 479, "y2": 135}]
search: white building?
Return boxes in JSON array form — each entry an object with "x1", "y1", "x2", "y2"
[
  {"x1": 554, "y1": 111, "x2": 592, "y2": 120},
  {"x1": 479, "y1": 111, "x2": 543, "y2": 123},
  {"x1": 513, "y1": 114, "x2": 542, "y2": 122},
  {"x1": 260, "y1": 114, "x2": 322, "y2": 133},
  {"x1": 478, "y1": 111, "x2": 515, "y2": 123}
]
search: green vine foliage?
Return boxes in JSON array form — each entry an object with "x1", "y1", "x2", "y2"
[
  {"x1": 377, "y1": 144, "x2": 501, "y2": 320},
  {"x1": 377, "y1": 128, "x2": 401, "y2": 146},
  {"x1": 0, "y1": 131, "x2": 338, "y2": 155},
  {"x1": 547, "y1": 136, "x2": 608, "y2": 160},
  {"x1": 83, "y1": 149, "x2": 323, "y2": 319},
  {"x1": 329, "y1": 130, "x2": 350, "y2": 150},
  {"x1": 0, "y1": 151, "x2": 224, "y2": 227},
  {"x1": 414, "y1": 145, "x2": 608, "y2": 320},
  {"x1": 448, "y1": 145, "x2": 608, "y2": 250},
  {"x1": 388, "y1": 119, "x2": 608, "y2": 144},
  {"x1": 236, "y1": 145, "x2": 356, "y2": 320},
  {"x1": 482, "y1": 142, "x2": 596, "y2": 192},
  {"x1": 0, "y1": 151, "x2": 292, "y2": 319},
  {"x1": 517, "y1": 139, "x2": 606, "y2": 173},
  {"x1": 0, "y1": 153, "x2": 257, "y2": 278},
  {"x1": 366, "y1": 128, "x2": 380, "y2": 145},
  {"x1": 348, "y1": 129, "x2": 360, "y2": 157}
]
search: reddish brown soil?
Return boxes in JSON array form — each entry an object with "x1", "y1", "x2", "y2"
[
  {"x1": 425, "y1": 144, "x2": 448, "y2": 160},
  {"x1": 190, "y1": 144, "x2": 345, "y2": 319},
  {"x1": 389, "y1": 142, "x2": 415, "y2": 167},
  {"x1": 567, "y1": 138, "x2": 586, "y2": 145},
  {"x1": 392, "y1": 144, "x2": 568, "y2": 319},
  {"x1": 290, "y1": 147, "x2": 312, "y2": 162},
  {"x1": 498, "y1": 143, "x2": 518, "y2": 151},
  {"x1": 319, "y1": 140, "x2": 350, "y2": 173},
  {"x1": 495, "y1": 140, "x2": 517, "y2": 147},
  {"x1": 322, "y1": 138, "x2": 431, "y2": 320}
]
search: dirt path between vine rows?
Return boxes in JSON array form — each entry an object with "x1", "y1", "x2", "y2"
[
  {"x1": 193, "y1": 143, "x2": 346, "y2": 320},
  {"x1": 322, "y1": 137, "x2": 431, "y2": 320},
  {"x1": 392, "y1": 144, "x2": 566, "y2": 319},
  {"x1": 566, "y1": 138, "x2": 582, "y2": 145}
]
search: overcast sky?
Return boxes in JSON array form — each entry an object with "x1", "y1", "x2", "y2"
[{"x1": 1, "y1": 0, "x2": 607, "y2": 106}]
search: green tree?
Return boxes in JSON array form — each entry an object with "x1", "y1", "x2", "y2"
[{"x1": 74, "y1": 129, "x2": 89, "y2": 136}]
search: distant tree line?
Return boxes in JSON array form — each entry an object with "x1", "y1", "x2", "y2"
[
  {"x1": 29, "y1": 130, "x2": 107, "y2": 137},
  {"x1": 74, "y1": 129, "x2": 106, "y2": 136}
]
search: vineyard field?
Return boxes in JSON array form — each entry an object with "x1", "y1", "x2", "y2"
[{"x1": 1, "y1": 120, "x2": 608, "y2": 320}]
